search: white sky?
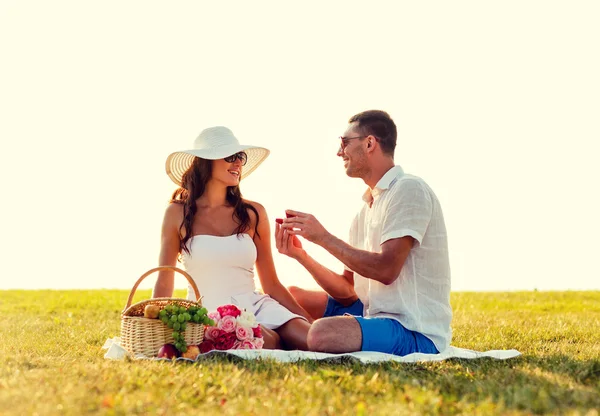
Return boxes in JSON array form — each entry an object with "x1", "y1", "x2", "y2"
[{"x1": 1, "y1": 1, "x2": 598, "y2": 292}]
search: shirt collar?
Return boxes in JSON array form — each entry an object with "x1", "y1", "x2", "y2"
[{"x1": 362, "y1": 165, "x2": 405, "y2": 204}]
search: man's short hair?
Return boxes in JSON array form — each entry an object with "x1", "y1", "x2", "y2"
[{"x1": 349, "y1": 110, "x2": 397, "y2": 156}]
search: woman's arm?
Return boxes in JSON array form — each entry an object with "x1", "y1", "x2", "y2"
[
  {"x1": 249, "y1": 201, "x2": 314, "y2": 323},
  {"x1": 152, "y1": 203, "x2": 183, "y2": 298},
  {"x1": 275, "y1": 224, "x2": 357, "y2": 303}
]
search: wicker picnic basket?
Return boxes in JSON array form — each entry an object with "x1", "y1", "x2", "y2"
[{"x1": 120, "y1": 266, "x2": 205, "y2": 357}]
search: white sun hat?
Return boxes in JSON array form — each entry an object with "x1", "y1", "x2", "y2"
[{"x1": 165, "y1": 126, "x2": 270, "y2": 186}]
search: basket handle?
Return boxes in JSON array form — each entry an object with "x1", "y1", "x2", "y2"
[{"x1": 124, "y1": 266, "x2": 201, "y2": 309}]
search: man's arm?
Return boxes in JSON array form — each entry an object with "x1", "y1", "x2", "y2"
[
  {"x1": 285, "y1": 179, "x2": 431, "y2": 285},
  {"x1": 315, "y1": 232, "x2": 413, "y2": 285},
  {"x1": 283, "y1": 210, "x2": 414, "y2": 285}
]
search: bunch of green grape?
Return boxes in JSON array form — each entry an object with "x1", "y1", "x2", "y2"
[{"x1": 158, "y1": 305, "x2": 214, "y2": 352}]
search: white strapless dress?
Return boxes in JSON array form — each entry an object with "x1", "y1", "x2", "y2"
[{"x1": 181, "y1": 233, "x2": 306, "y2": 329}]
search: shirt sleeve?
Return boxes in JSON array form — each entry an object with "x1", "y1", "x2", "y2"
[{"x1": 380, "y1": 178, "x2": 432, "y2": 246}]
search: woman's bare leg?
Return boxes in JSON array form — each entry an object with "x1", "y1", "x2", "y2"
[
  {"x1": 287, "y1": 286, "x2": 329, "y2": 320},
  {"x1": 261, "y1": 326, "x2": 282, "y2": 349},
  {"x1": 275, "y1": 318, "x2": 311, "y2": 351}
]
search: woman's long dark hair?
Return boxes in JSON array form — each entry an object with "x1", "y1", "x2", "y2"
[{"x1": 171, "y1": 157, "x2": 260, "y2": 255}]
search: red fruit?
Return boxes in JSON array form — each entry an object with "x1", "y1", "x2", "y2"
[
  {"x1": 275, "y1": 218, "x2": 283, "y2": 224},
  {"x1": 199, "y1": 340, "x2": 215, "y2": 353},
  {"x1": 157, "y1": 343, "x2": 179, "y2": 359}
]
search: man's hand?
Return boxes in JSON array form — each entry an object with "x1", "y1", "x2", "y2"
[
  {"x1": 282, "y1": 210, "x2": 330, "y2": 245},
  {"x1": 275, "y1": 221, "x2": 306, "y2": 260}
]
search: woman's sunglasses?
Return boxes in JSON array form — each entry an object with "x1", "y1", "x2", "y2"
[{"x1": 223, "y1": 151, "x2": 248, "y2": 165}]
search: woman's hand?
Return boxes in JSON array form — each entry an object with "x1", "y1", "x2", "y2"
[{"x1": 275, "y1": 221, "x2": 306, "y2": 260}]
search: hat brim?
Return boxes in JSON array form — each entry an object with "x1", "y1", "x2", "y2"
[{"x1": 165, "y1": 145, "x2": 270, "y2": 186}]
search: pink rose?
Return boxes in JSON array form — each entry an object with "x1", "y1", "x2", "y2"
[
  {"x1": 208, "y1": 311, "x2": 221, "y2": 322},
  {"x1": 236, "y1": 340, "x2": 256, "y2": 350},
  {"x1": 214, "y1": 332, "x2": 237, "y2": 350},
  {"x1": 235, "y1": 325, "x2": 253, "y2": 341},
  {"x1": 217, "y1": 315, "x2": 237, "y2": 333},
  {"x1": 199, "y1": 340, "x2": 215, "y2": 353},
  {"x1": 252, "y1": 337, "x2": 264, "y2": 349},
  {"x1": 217, "y1": 304, "x2": 242, "y2": 318},
  {"x1": 204, "y1": 326, "x2": 224, "y2": 341},
  {"x1": 252, "y1": 324, "x2": 262, "y2": 338}
]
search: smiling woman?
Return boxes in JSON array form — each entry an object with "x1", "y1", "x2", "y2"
[{"x1": 152, "y1": 126, "x2": 313, "y2": 351}]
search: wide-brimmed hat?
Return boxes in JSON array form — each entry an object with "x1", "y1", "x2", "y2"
[{"x1": 165, "y1": 126, "x2": 270, "y2": 186}]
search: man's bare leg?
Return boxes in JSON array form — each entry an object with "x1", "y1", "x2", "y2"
[
  {"x1": 307, "y1": 316, "x2": 362, "y2": 353},
  {"x1": 288, "y1": 286, "x2": 329, "y2": 320}
]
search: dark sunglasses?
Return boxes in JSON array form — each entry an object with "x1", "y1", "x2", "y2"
[
  {"x1": 338, "y1": 135, "x2": 366, "y2": 151},
  {"x1": 223, "y1": 151, "x2": 248, "y2": 165}
]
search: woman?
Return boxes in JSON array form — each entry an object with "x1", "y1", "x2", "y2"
[{"x1": 152, "y1": 126, "x2": 311, "y2": 350}]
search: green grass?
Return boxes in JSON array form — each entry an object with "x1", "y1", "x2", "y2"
[{"x1": 0, "y1": 290, "x2": 599, "y2": 415}]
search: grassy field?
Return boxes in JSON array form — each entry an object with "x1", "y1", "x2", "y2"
[{"x1": 0, "y1": 290, "x2": 598, "y2": 415}]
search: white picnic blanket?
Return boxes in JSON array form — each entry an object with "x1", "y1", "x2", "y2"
[{"x1": 102, "y1": 337, "x2": 521, "y2": 363}]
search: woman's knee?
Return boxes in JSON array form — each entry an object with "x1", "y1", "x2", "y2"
[
  {"x1": 276, "y1": 318, "x2": 311, "y2": 351},
  {"x1": 262, "y1": 326, "x2": 282, "y2": 349},
  {"x1": 288, "y1": 285, "x2": 302, "y2": 297}
]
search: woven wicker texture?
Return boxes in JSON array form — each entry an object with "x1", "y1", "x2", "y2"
[{"x1": 120, "y1": 266, "x2": 205, "y2": 357}]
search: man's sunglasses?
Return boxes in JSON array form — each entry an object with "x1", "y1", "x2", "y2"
[
  {"x1": 223, "y1": 151, "x2": 248, "y2": 165},
  {"x1": 339, "y1": 135, "x2": 366, "y2": 151}
]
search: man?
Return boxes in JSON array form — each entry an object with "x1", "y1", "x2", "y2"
[{"x1": 274, "y1": 110, "x2": 452, "y2": 356}]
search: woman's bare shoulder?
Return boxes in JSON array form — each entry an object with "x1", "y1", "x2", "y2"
[
  {"x1": 245, "y1": 199, "x2": 270, "y2": 221},
  {"x1": 164, "y1": 202, "x2": 184, "y2": 224},
  {"x1": 243, "y1": 199, "x2": 266, "y2": 214},
  {"x1": 243, "y1": 199, "x2": 269, "y2": 230},
  {"x1": 242, "y1": 199, "x2": 270, "y2": 242}
]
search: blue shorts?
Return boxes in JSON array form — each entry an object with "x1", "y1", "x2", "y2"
[
  {"x1": 354, "y1": 316, "x2": 439, "y2": 356},
  {"x1": 323, "y1": 296, "x2": 364, "y2": 318},
  {"x1": 324, "y1": 297, "x2": 438, "y2": 356}
]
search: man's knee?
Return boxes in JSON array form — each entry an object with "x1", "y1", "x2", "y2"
[
  {"x1": 306, "y1": 319, "x2": 333, "y2": 352},
  {"x1": 308, "y1": 317, "x2": 363, "y2": 353}
]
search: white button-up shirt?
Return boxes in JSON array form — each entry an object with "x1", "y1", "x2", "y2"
[{"x1": 347, "y1": 165, "x2": 452, "y2": 351}]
